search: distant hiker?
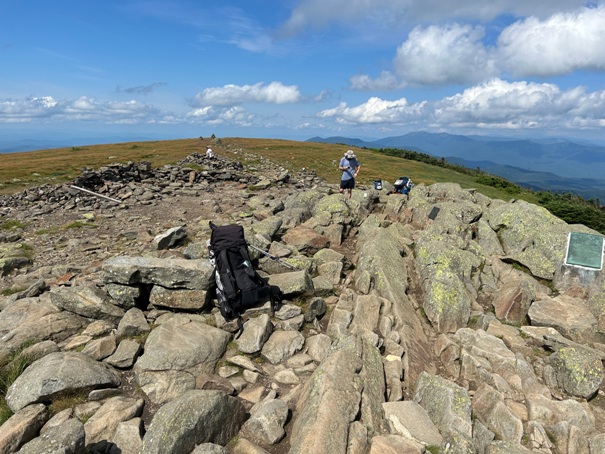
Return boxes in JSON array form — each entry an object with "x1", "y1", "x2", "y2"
[
  {"x1": 339, "y1": 150, "x2": 361, "y2": 200},
  {"x1": 206, "y1": 145, "x2": 215, "y2": 159}
]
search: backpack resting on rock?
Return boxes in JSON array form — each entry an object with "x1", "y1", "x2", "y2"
[
  {"x1": 392, "y1": 176, "x2": 413, "y2": 195},
  {"x1": 208, "y1": 222, "x2": 282, "y2": 336}
]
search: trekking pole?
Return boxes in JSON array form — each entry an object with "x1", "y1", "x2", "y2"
[{"x1": 248, "y1": 244, "x2": 298, "y2": 270}]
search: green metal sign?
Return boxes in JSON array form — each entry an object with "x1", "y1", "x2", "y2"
[{"x1": 565, "y1": 232, "x2": 604, "y2": 270}]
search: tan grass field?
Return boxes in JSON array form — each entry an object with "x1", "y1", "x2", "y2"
[{"x1": 0, "y1": 137, "x2": 539, "y2": 203}]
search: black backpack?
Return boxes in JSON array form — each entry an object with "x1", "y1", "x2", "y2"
[{"x1": 208, "y1": 222, "x2": 282, "y2": 336}]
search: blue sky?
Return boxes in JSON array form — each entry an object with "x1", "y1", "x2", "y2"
[{"x1": 1, "y1": 0, "x2": 605, "y2": 144}]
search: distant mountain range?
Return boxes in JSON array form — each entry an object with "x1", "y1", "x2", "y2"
[
  {"x1": 308, "y1": 132, "x2": 605, "y2": 200},
  {"x1": 0, "y1": 134, "x2": 174, "y2": 154}
]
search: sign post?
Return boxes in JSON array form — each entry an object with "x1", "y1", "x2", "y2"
[{"x1": 564, "y1": 232, "x2": 604, "y2": 270}]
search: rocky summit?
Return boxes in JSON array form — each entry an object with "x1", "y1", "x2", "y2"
[{"x1": 1, "y1": 141, "x2": 605, "y2": 454}]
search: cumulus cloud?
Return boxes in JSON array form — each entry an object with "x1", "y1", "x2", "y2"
[
  {"x1": 187, "y1": 105, "x2": 255, "y2": 126},
  {"x1": 316, "y1": 79, "x2": 605, "y2": 132},
  {"x1": 436, "y1": 78, "x2": 605, "y2": 131},
  {"x1": 349, "y1": 23, "x2": 499, "y2": 88},
  {"x1": 193, "y1": 82, "x2": 302, "y2": 107},
  {"x1": 279, "y1": 0, "x2": 589, "y2": 36},
  {"x1": 317, "y1": 96, "x2": 427, "y2": 124},
  {"x1": 393, "y1": 24, "x2": 497, "y2": 85},
  {"x1": 351, "y1": 5, "x2": 605, "y2": 89},
  {"x1": 497, "y1": 5, "x2": 605, "y2": 77},
  {"x1": 0, "y1": 95, "x2": 163, "y2": 124}
]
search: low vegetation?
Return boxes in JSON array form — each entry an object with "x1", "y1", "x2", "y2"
[
  {"x1": 2, "y1": 137, "x2": 605, "y2": 234},
  {"x1": 0, "y1": 346, "x2": 37, "y2": 425}
]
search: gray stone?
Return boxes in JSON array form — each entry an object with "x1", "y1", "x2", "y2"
[
  {"x1": 304, "y1": 297, "x2": 327, "y2": 322},
  {"x1": 528, "y1": 295, "x2": 599, "y2": 343},
  {"x1": 6, "y1": 351, "x2": 121, "y2": 412},
  {"x1": 267, "y1": 270, "x2": 314, "y2": 296},
  {"x1": 81, "y1": 333, "x2": 117, "y2": 361},
  {"x1": 117, "y1": 307, "x2": 150, "y2": 338},
  {"x1": 472, "y1": 384, "x2": 523, "y2": 445},
  {"x1": 487, "y1": 200, "x2": 579, "y2": 280},
  {"x1": 102, "y1": 255, "x2": 214, "y2": 290},
  {"x1": 282, "y1": 226, "x2": 331, "y2": 255},
  {"x1": 191, "y1": 443, "x2": 228, "y2": 454},
  {"x1": 0, "y1": 403, "x2": 48, "y2": 453},
  {"x1": 134, "y1": 315, "x2": 230, "y2": 403},
  {"x1": 0, "y1": 256, "x2": 31, "y2": 276},
  {"x1": 242, "y1": 399, "x2": 289, "y2": 445},
  {"x1": 141, "y1": 390, "x2": 246, "y2": 454},
  {"x1": 261, "y1": 330, "x2": 305, "y2": 364},
  {"x1": 415, "y1": 241, "x2": 480, "y2": 333},
  {"x1": 306, "y1": 334, "x2": 332, "y2": 363},
  {"x1": 84, "y1": 396, "x2": 144, "y2": 447},
  {"x1": 275, "y1": 304, "x2": 302, "y2": 320},
  {"x1": 149, "y1": 285, "x2": 209, "y2": 311},
  {"x1": 230, "y1": 438, "x2": 270, "y2": 454},
  {"x1": 109, "y1": 418, "x2": 143, "y2": 454},
  {"x1": 50, "y1": 285, "x2": 125, "y2": 323},
  {"x1": 413, "y1": 372, "x2": 472, "y2": 440},
  {"x1": 0, "y1": 297, "x2": 84, "y2": 363},
  {"x1": 236, "y1": 314, "x2": 273, "y2": 354},
  {"x1": 105, "y1": 339, "x2": 142, "y2": 368},
  {"x1": 153, "y1": 225, "x2": 187, "y2": 250},
  {"x1": 17, "y1": 418, "x2": 85, "y2": 454},
  {"x1": 289, "y1": 335, "x2": 363, "y2": 454},
  {"x1": 105, "y1": 282, "x2": 141, "y2": 309},
  {"x1": 545, "y1": 347, "x2": 603, "y2": 398},
  {"x1": 313, "y1": 248, "x2": 345, "y2": 266},
  {"x1": 369, "y1": 435, "x2": 424, "y2": 454}
]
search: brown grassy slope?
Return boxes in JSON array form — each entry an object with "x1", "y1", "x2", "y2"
[{"x1": 0, "y1": 137, "x2": 538, "y2": 203}]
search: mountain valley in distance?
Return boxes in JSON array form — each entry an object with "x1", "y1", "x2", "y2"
[{"x1": 308, "y1": 132, "x2": 605, "y2": 201}]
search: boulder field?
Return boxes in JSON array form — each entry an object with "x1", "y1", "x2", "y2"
[{"x1": 1, "y1": 143, "x2": 605, "y2": 453}]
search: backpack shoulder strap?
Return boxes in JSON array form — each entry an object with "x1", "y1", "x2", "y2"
[{"x1": 217, "y1": 249, "x2": 238, "y2": 299}]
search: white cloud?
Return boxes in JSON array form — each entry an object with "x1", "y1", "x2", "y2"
[
  {"x1": 351, "y1": 5, "x2": 605, "y2": 89},
  {"x1": 193, "y1": 82, "x2": 302, "y2": 107},
  {"x1": 317, "y1": 97, "x2": 427, "y2": 124},
  {"x1": 187, "y1": 105, "x2": 255, "y2": 126},
  {"x1": 0, "y1": 96, "x2": 60, "y2": 122},
  {"x1": 316, "y1": 79, "x2": 605, "y2": 133},
  {"x1": 497, "y1": 5, "x2": 605, "y2": 77},
  {"x1": 435, "y1": 79, "x2": 605, "y2": 130},
  {"x1": 392, "y1": 24, "x2": 497, "y2": 85},
  {"x1": 0, "y1": 95, "x2": 162, "y2": 124},
  {"x1": 279, "y1": 0, "x2": 589, "y2": 36},
  {"x1": 349, "y1": 72, "x2": 403, "y2": 91}
]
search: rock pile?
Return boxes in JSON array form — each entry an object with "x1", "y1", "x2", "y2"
[{"x1": 1, "y1": 143, "x2": 605, "y2": 453}]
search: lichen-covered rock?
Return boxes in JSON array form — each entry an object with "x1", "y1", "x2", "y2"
[
  {"x1": 6, "y1": 352, "x2": 121, "y2": 412},
  {"x1": 415, "y1": 241, "x2": 482, "y2": 333},
  {"x1": 141, "y1": 390, "x2": 246, "y2": 454},
  {"x1": 545, "y1": 347, "x2": 604, "y2": 399},
  {"x1": 413, "y1": 372, "x2": 473, "y2": 440}
]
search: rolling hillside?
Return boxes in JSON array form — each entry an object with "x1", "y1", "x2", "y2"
[{"x1": 308, "y1": 132, "x2": 605, "y2": 200}]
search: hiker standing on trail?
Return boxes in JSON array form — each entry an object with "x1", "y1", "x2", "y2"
[{"x1": 339, "y1": 150, "x2": 361, "y2": 200}]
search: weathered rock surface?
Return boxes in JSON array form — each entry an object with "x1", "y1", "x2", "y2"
[
  {"x1": 6, "y1": 352, "x2": 121, "y2": 412},
  {"x1": 2, "y1": 145, "x2": 605, "y2": 454}
]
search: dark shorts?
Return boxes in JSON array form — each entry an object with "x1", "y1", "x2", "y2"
[{"x1": 340, "y1": 178, "x2": 355, "y2": 190}]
